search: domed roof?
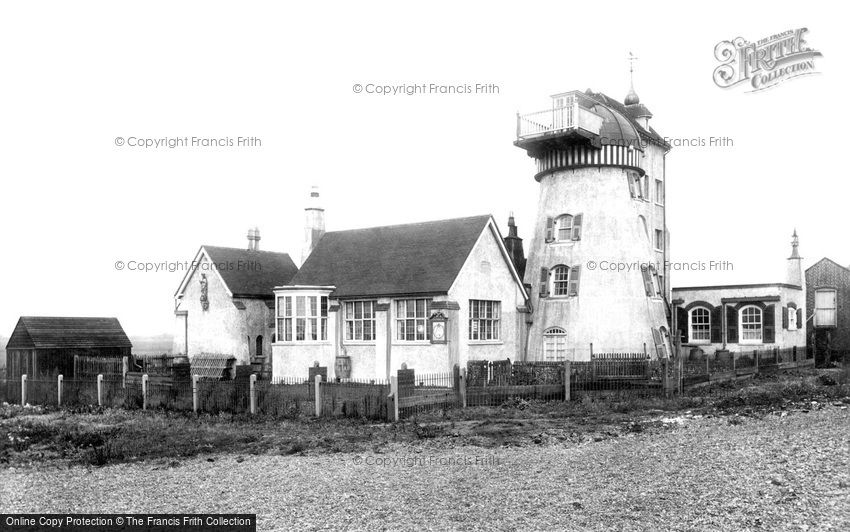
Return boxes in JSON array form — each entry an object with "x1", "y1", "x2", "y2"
[
  {"x1": 590, "y1": 102, "x2": 642, "y2": 149},
  {"x1": 624, "y1": 87, "x2": 640, "y2": 105}
]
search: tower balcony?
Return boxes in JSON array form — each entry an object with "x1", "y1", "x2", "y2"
[{"x1": 515, "y1": 91, "x2": 604, "y2": 152}]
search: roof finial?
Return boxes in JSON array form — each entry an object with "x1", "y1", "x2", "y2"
[
  {"x1": 625, "y1": 51, "x2": 640, "y2": 105},
  {"x1": 790, "y1": 229, "x2": 800, "y2": 259}
]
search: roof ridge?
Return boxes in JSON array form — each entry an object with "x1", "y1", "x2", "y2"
[
  {"x1": 323, "y1": 214, "x2": 492, "y2": 235},
  {"x1": 201, "y1": 245, "x2": 291, "y2": 256}
]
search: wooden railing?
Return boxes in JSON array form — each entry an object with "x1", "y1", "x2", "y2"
[{"x1": 516, "y1": 92, "x2": 604, "y2": 142}]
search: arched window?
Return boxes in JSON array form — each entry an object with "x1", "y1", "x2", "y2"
[
  {"x1": 740, "y1": 305, "x2": 763, "y2": 342},
  {"x1": 638, "y1": 215, "x2": 649, "y2": 243},
  {"x1": 551, "y1": 265, "x2": 570, "y2": 296},
  {"x1": 256, "y1": 335, "x2": 264, "y2": 358},
  {"x1": 556, "y1": 215, "x2": 573, "y2": 241},
  {"x1": 689, "y1": 307, "x2": 711, "y2": 342},
  {"x1": 543, "y1": 327, "x2": 567, "y2": 361}
]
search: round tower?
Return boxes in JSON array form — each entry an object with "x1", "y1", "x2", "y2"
[{"x1": 515, "y1": 89, "x2": 671, "y2": 361}]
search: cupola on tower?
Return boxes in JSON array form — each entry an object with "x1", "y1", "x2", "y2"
[{"x1": 515, "y1": 77, "x2": 672, "y2": 361}]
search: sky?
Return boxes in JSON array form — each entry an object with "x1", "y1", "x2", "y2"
[{"x1": 0, "y1": 1, "x2": 845, "y2": 337}]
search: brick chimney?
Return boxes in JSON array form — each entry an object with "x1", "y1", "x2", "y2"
[
  {"x1": 503, "y1": 213, "x2": 526, "y2": 280},
  {"x1": 247, "y1": 227, "x2": 261, "y2": 251}
]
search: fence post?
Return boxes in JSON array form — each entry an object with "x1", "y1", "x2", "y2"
[
  {"x1": 706, "y1": 353, "x2": 710, "y2": 375},
  {"x1": 21, "y1": 374, "x2": 27, "y2": 405},
  {"x1": 389, "y1": 375, "x2": 399, "y2": 421},
  {"x1": 142, "y1": 374, "x2": 149, "y2": 410},
  {"x1": 732, "y1": 352, "x2": 736, "y2": 373},
  {"x1": 122, "y1": 356, "x2": 129, "y2": 389},
  {"x1": 57, "y1": 374, "x2": 63, "y2": 406},
  {"x1": 564, "y1": 360, "x2": 571, "y2": 401},
  {"x1": 755, "y1": 350, "x2": 759, "y2": 374},
  {"x1": 97, "y1": 374, "x2": 104, "y2": 406},
  {"x1": 249, "y1": 374, "x2": 257, "y2": 415},
  {"x1": 192, "y1": 375, "x2": 199, "y2": 413},
  {"x1": 314, "y1": 374, "x2": 322, "y2": 417},
  {"x1": 459, "y1": 368, "x2": 467, "y2": 408}
]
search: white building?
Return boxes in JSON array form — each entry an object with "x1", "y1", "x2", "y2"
[
  {"x1": 672, "y1": 232, "x2": 806, "y2": 354},
  {"x1": 516, "y1": 88, "x2": 672, "y2": 360},
  {"x1": 271, "y1": 193, "x2": 529, "y2": 381},
  {"x1": 172, "y1": 229, "x2": 298, "y2": 368}
]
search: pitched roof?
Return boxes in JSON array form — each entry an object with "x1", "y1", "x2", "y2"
[
  {"x1": 805, "y1": 257, "x2": 850, "y2": 273},
  {"x1": 6, "y1": 317, "x2": 132, "y2": 350},
  {"x1": 288, "y1": 215, "x2": 494, "y2": 298},
  {"x1": 178, "y1": 246, "x2": 298, "y2": 299}
]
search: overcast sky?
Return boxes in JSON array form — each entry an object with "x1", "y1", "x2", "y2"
[{"x1": 0, "y1": 1, "x2": 844, "y2": 336}]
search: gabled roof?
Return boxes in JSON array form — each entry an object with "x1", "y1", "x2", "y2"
[
  {"x1": 175, "y1": 246, "x2": 298, "y2": 300},
  {"x1": 6, "y1": 317, "x2": 132, "y2": 350},
  {"x1": 805, "y1": 257, "x2": 850, "y2": 273},
  {"x1": 287, "y1": 215, "x2": 526, "y2": 299}
]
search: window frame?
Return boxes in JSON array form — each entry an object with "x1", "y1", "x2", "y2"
[
  {"x1": 542, "y1": 327, "x2": 568, "y2": 361},
  {"x1": 395, "y1": 298, "x2": 432, "y2": 342},
  {"x1": 551, "y1": 265, "x2": 571, "y2": 297},
  {"x1": 655, "y1": 178, "x2": 664, "y2": 205},
  {"x1": 276, "y1": 293, "x2": 329, "y2": 344},
  {"x1": 343, "y1": 300, "x2": 377, "y2": 343},
  {"x1": 739, "y1": 305, "x2": 763, "y2": 344},
  {"x1": 555, "y1": 214, "x2": 574, "y2": 242},
  {"x1": 814, "y1": 288, "x2": 837, "y2": 327},
  {"x1": 468, "y1": 300, "x2": 501, "y2": 342},
  {"x1": 689, "y1": 306, "x2": 711, "y2": 344},
  {"x1": 654, "y1": 229, "x2": 664, "y2": 252}
]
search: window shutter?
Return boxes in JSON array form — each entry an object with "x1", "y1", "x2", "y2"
[
  {"x1": 539, "y1": 267, "x2": 549, "y2": 298},
  {"x1": 568, "y1": 265, "x2": 581, "y2": 296},
  {"x1": 651, "y1": 328, "x2": 664, "y2": 358},
  {"x1": 641, "y1": 267, "x2": 654, "y2": 296},
  {"x1": 796, "y1": 307, "x2": 803, "y2": 328},
  {"x1": 710, "y1": 305, "x2": 722, "y2": 343},
  {"x1": 782, "y1": 306, "x2": 789, "y2": 329},
  {"x1": 764, "y1": 304, "x2": 775, "y2": 343},
  {"x1": 726, "y1": 305, "x2": 738, "y2": 344},
  {"x1": 676, "y1": 307, "x2": 688, "y2": 344},
  {"x1": 571, "y1": 214, "x2": 583, "y2": 241},
  {"x1": 545, "y1": 217, "x2": 554, "y2": 242}
]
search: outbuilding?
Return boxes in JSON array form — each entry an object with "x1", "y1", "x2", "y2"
[{"x1": 4, "y1": 316, "x2": 132, "y2": 379}]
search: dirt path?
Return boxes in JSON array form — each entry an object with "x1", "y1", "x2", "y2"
[{"x1": 2, "y1": 407, "x2": 848, "y2": 531}]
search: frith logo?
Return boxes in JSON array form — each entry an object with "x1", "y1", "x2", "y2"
[{"x1": 713, "y1": 28, "x2": 822, "y2": 92}]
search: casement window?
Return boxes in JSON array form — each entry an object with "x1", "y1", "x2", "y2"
[
  {"x1": 739, "y1": 305, "x2": 763, "y2": 343},
  {"x1": 396, "y1": 298, "x2": 432, "y2": 341},
  {"x1": 787, "y1": 307, "x2": 798, "y2": 331},
  {"x1": 344, "y1": 300, "x2": 376, "y2": 342},
  {"x1": 814, "y1": 289, "x2": 837, "y2": 327},
  {"x1": 549, "y1": 265, "x2": 581, "y2": 297},
  {"x1": 543, "y1": 327, "x2": 567, "y2": 361},
  {"x1": 642, "y1": 175, "x2": 650, "y2": 201},
  {"x1": 547, "y1": 214, "x2": 583, "y2": 242},
  {"x1": 654, "y1": 229, "x2": 664, "y2": 251},
  {"x1": 655, "y1": 179, "x2": 664, "y2": 205},
  {"x1": 469, "y1": 300, "x2": 500, "y2": 341},
  {"x1": 689, "y1": 307, "x2": 711, "y2": 342},
  {"x1": 627, "y1": 171, "x2": 644, "y2": 200},
  {"x1": 277, "y1": 295, "x2": 328, "y2": 342}
]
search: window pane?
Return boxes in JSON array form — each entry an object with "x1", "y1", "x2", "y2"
[
  {"x1": 284, "y1": 319, "x2": 292, "y2": 342},
  {"x1": 309, "y1": 318, "x2": 318, "y2": 340},
  {"x1": 346, "y1": 321, "x2": 354, "y2": 341},
  {"x1": 321, "y1": 297, "x2": 328, "y2": 317},
  {"x1": 416, "y1": 299, "x2": 425, "y2": 317},
  {"x1": 397, "y1": 320, "x2": 405, "y2": 340},
  {"x1": 296, "y1": 296, "x2": 305, "y2": 317},
  {"x1": 285, "y1": 297, "x2": 292, "y2": 317},
  {"x1": 345, "y1": 302, "x2": 353, "y2": 319},
  {"x1": 354, "y1": 320, "x2": 362, "y2": 340},
  {"x1": 310, "y1": 297, "x2": 318, "y2": 317},
  {"x1": 321, "y1": 318, "x2": 327, "y2": 341},
  {"x1": 406, "y1": 319, "x2": 416, "y2": 340},
  {"x1": 295, "y1": 318, "x2": 305, "y2": 341},
  {"x1": 355, "y1": 302, "x2": 363, "y2": 319}
]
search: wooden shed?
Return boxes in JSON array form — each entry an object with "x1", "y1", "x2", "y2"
[{"x1": 5, "y1": 316, "x2": 132, "y2": 379}]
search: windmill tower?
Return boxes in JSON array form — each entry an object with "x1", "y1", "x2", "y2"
[{"x1": 515, "y1": 58, "x2": 672, "y2": 361}]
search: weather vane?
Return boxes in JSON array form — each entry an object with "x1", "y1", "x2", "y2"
[{"x1": 628, "y1": 51, "x2": 638, "y2": 86}]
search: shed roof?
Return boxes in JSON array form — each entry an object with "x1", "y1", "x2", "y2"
[
  {"x1": 6, "y1": 317, "x2": 132, "y2": 350},
  {"x1": 287, "y1": 215, "x2": 495, "y2": 298}
]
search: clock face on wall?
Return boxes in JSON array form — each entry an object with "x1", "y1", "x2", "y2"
[{"x1": 432, "y1": 322, "x2": 445, "y2": 340}]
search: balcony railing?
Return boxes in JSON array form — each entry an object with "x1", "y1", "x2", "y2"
[{"x1": 516, "y1": 92, "x2": 604, "y2": 142}]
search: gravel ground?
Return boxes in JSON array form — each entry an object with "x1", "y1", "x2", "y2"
[{"x1": 2, "y1": 407, "x2": 848, "y2": 531}]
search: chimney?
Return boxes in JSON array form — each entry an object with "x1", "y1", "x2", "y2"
[
  {"x1": 302, "y1": 186, "x2": 325, "y2": 265},
  {"x1": 503, "y1": 212, "x2": 527, "y2": 281},
  {"x1": 247, "y1": 227, "x2": 261, "y2": 251},
  {"x1": 786, "y1": 229, "x2": 802, "y2": 286}
]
